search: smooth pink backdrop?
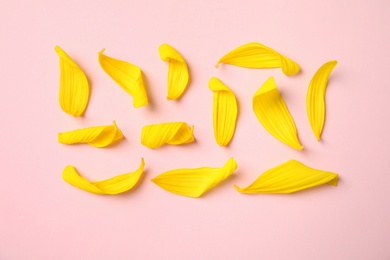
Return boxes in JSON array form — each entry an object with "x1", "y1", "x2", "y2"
[{"x1": 1, "y1": 0, "x2": 389, "y2": 259}]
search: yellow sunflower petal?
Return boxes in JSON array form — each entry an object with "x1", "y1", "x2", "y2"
[
  {"x1": 307, "y1": 60, "x2": 338, "y2": 141},
  {"x1": 58, "y1": 121, "x2": 123, "y2": 148},
  {"x1": 253, "y1": 77, "x2": 303, "y2": 150},
  {"x1": 234, "y1": 160, "x2": 338, "y2": 194},
  {"x1": 158, "y1": 44, "x2": 190, "y2": 100},
  {"x1": 98, "y1": 49, "x2": 148, "y2": 108},
  {"x1": 152, "y1": 158, "x2": 237, "y2": 198},
  {"x1": 141, "y1": 122, "x2": 194, "y2": 148},
  {"x1": 216, "y1": 42, "x2": 300, "y2": 76},
  {"x1": 63, "y1": 159, "x2": 145, "y2": 195},
  {"x1": 55, "y1": 46, "x2": 90, "y2": 117},
  {"x1": 208, "y1": 77, "x2": 238, "y2": 146}
]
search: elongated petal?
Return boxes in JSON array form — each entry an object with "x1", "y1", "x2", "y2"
[
  {"x1": 58, "y1": 121, "x2": 123, "y2": 148},
  {"x1": 253, "y1": 77, "x2": 303, "y2": 150},
  {"x1": 63, "y1": 159, "x2": 145, "y2": 195},
  {"x1": 141, "y1": 122, "x2": 195, "y2": 148},
  {"x1": 208, "y1": 77, "x2": 238, "y2": 146},
  {"x1": 98, "y1": 49, "x2": 148, "y2": 107},
  {"x1": 55, "y1": 46, "x2": 89, "y2": 117},
  {"x1": 159, "y1": 44, "x2": 190, "y2": 100},
  {"x1": 307, "y1": 60, "x2": 338, "y2": 141},
  {"x1": 152, "y1": 158, "x2": 237, "y2": 197},
  {"x1": 235, "y1": 160, "x2": 338, "y2": 194},
  {"x1": 216, "y1": 42, "x2": 300, "y2": 76}
]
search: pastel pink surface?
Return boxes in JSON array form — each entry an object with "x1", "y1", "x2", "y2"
[{"x1": 1, "y1": 0, "x2": 389, "y2": 259}]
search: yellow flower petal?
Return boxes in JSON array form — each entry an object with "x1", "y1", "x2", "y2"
[
  {"x1": 253, "y1": 77, "x2": 303, "y2": 150},
  {"x1": 152, "y1": 158, "x2": 237, "y2": 198},
  {"x1": 216, "y1": 42, "x2": 300, "y2": 76},
  {"x1": 141, "y1": 122, "x2": 195, "y2": 148},
  {"x1": 63, "y1": 159, "x2": 145, "y2": 195},
  {"x1": 98, "y1": 49, "x2": 148, "y2": 108},
  {"x1": 208, "y1": 77, "x2": 238, "y2": 146},
  {"x1": 55, "y1": 46, "x2": 90, "y2": 117},
  {"x1": 235, "y1": 160, "x2": 338, "y2": 194},
  {"x1": 307, "y1": 60, "x2": 338, "y2": 141},
  {"x1": 158, "y1": 44, "x2": 190, "y2": 100},
  {"x1": 58, "y1": 121, "x2": 123, "y2": 148}
]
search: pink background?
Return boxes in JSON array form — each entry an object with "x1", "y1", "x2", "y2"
[{"x1": 1, "y1": 0, "x2": 389, "y2": 259}]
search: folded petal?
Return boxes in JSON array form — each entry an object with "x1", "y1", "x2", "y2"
[
  {"x1": 253, "y1": 77, "x2": 303, "y2": 150},
  {"x1": 141, "y1": 122, "x2": 195, "y2": 148},
  {"x1": 63, "y1": 159, "x2": 145, "y2": 195},
  {"x1": 159, "y1": 44, "x2": 190, "y2": 100},
  {"x1": 98, "y1": 49, "x2": 148, "y2": 108},
  {"x1": 208, "y1": 77, "x2": 238, "y2": 146},
  {"x1": 58, "y1": 121, "x2": 123, "y2": 148},
  {"x1": 216, "y1": 42, "x2": 300, "y2": 76},
  {"x1": 235, "y1": 160, "x2": 338, "y2": 194},
  {"x1": 307, "y1": 60, "x2": 338, "y2": 141},
  {"x1": 55, "y1": 46, "x2": 90, "y2": 117},
  {"x1": 152, "y1": 158, "x2": 237, "y2": 197}
]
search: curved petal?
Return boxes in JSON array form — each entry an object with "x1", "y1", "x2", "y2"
[
  {"x1": 58, "y1": 121, "x2": 123, "y2": 148},
  {"x1": 208, "y1": 77, "x2": 238, "y2": 146},
  {"x1": 253, "y1": 77, "x2": 303, "y2": 150},
  {"x1": 152, "y1": 158, "x2": 237, "y2": 197},
  {"x1": 235, "y1": 160, "x2": 338, "y2": 194},
  {"x1": 55, "y1": 46, "x2": 90, "y2": 117},
  {"x1": 141, "y1": 122, "x2": 195, "y2": 148},
  {"x1": 98, "y1": 49, "x2": 148, "y2": 108},
  {"x1": 216, "y1": 42, "x2": 300, "y2": 76},
  {"x1": 307, "y1": 60, "x2": 338, "y2": 141},
  {"x1": 62, "y1": 159, "x2": 145, "y2": 195},
  {"x1": 159, "y1": 44, "x2": 190, "y2": 100}
]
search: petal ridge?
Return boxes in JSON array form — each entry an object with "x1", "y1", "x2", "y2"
[
  {"x1": 141, "y1": 122, "x2": 195, "y2": 148},
  {"x1": 208, "y1": 77, "x2": 238, "y2": 146},
  {"x1": 235, "y1": 160, "x2": 338, "y2": 194},
  {"x1": 306, "y1": 60, "x2": 338, "y2": 141},
  {"x1": 252, "y1": 77, "x2": 303, "y2": 150},
  {"x1": 216, "y1": 42, "x2": 300, "y2": 76},
  {"x1": 99, "y1": 49, "x2": 148, "y2": 108},
  {"x1": 159, "y1": 44, "x2": 190, "y2": 100},
  {"x1": 152, "y1": 158, "x2": 237, "y2": 197},
  {"x1": 63, "y1": 159, "x2": 145, "y2": 195},
  {"x1": 55, "y1": 46, "x2": 90, "y2": 117},
  {"x1": 58, "y1": 121, "x2": 123, "y2": 148}
]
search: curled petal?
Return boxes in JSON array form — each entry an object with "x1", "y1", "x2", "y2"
[
  {"x1": 55, "y1": 46, "x2": 90, "y2": 117},
  {"x1": 253, "y1": 77, "x2": 303, "y2": 150},
  {"x1": 208, "y1": 77, "x2": 238, "y2": 146},
  {"x1": 152, "y1": 158, "x2": 237, "y2": 198},
  {"x1": 159, "y1": 44, "x2": 190, "y2": 100},
  {"x1": 98, "y1": 49, "x2": 148, "y2": 108},
  {"x1": 216, "y1": 42, "x2": 300, "y2": 76},
  {"x1": 235, "y1": 160, "x2": 339, "y2": 194},
  {"x1": 307, "y1": 60, "x2": 338, "y2": 141},
  {"x1": 141, "y1": 122, "x2": 195, "y2": 148},
  {"x1": 63, "y1": 159, "x2": 145, "y2": 195},
  {"x1": 58, "y1": 121, "x2": 123, "y2": 148}
]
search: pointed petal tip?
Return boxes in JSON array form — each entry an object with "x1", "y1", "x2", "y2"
[
  {"x1": 225, "y1": 158, "x2": 238, "y2": 172},
  {"x1": 98, "y1": 48, "x2": 106, "y2": 55},
  {"x1": 330, "y1": 175, "x2": 339, "y2": 186},
  {"x1": 233, "y1": 185, "x2": 241, "y2": 192}
]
